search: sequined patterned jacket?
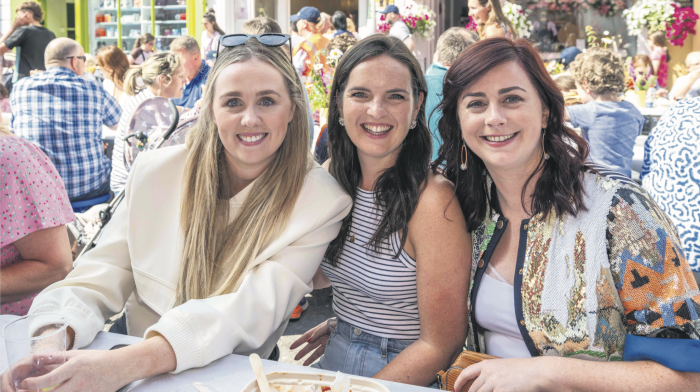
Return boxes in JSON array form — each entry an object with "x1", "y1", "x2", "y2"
[{"x1": 466, "y1": 169, "x2": 700, "y2": 363}]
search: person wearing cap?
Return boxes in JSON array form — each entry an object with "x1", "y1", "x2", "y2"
[
  {"x1": 380, "y1": 5, "x2": 414, "y2": 52},
  {"x1": 290, "y1": 6, "x2": 329, "y2": 83}
]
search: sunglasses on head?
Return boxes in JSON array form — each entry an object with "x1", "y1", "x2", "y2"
[{"x1": 216, "y1": 34, "x2": 293, "y2": 61}]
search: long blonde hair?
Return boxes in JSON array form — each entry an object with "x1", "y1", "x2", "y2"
[
  {"x1": 123, "y1": 53, "x2": 181, "y2": 96},
  {"x1": 176, "y1": 39, "x2": 311, "y2": 305}
]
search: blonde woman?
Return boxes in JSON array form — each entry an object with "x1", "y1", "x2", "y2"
[
  {"x1": 110, "y1": 53, "x2": 186, "y2": 194},
  {"x1": 468, "y1": 0, "x2": 515, "y2": 39},
  {"x1": 4, "y1": 38, "x2": 352, "y2": 391}
]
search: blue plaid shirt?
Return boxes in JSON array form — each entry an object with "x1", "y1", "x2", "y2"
[{"x1": 10, "y1": 67, "x2": 122, "y2": 198}]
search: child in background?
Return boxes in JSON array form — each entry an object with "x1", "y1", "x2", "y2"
[
  {"x1": 648, "y1": 31, "x2": 669, "y2": 88},
  {"x1": 631, "y1": 54, "x2": 653, "y2": 82},
  {"x1": 566, "y1": 47, "x2": 644, "y2": 178},
  {"x1": 553, "y1": 74, "x2": 582, "y2": 105}
]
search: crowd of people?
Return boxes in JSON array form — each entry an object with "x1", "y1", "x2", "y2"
[{"x1": 1, "y1": 0, "x2": 699, "y2": 391}]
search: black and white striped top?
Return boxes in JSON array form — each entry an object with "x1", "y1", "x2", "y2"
[
  {"x1": 321, "y1": 188, "x2": 420, "y2": 340},
  {"x1": 110, "y1": 89, "x2": 155, "y2": 194}
]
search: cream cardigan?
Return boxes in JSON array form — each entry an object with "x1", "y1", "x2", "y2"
[{"x1": 29, "y1": 145, "x2": 352, "y2": 373}]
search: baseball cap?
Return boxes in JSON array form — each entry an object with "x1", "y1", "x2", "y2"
[
  {"x1": 379, "y1": 5, "x2": 400, "y2": 14},
  {"x1": 290, "y1": 6, "x2": 321, "y2": 23}
]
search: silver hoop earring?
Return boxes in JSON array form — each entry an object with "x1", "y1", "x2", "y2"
[
  {"x1": 339, "y1": 117, "x2": 345, "y2": 126},
  {"x1": 410, "y1": 120, "x2": 417, "y2": 129}
]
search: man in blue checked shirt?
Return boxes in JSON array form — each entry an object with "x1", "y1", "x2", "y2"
[{"x1": 11, "y1": 38, "x2": 121, "y2": 202}]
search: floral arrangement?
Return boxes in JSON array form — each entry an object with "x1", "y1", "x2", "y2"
[
  {"x1": 402, "y1": 3, "x2": 436, "y2": 39},
  {"x1": 546, "y1": 61, "x2": 564, "y2": 75},
  {"x1": 622, "y1": 0, "x2": 675, "y2": 36},
  {"x1": 632, "y1": 74, "x2": 657, "y2": 91},
  {"x1": 306, "y1": 56, "x2": 332, "y2": 112},
  {"x1": 327, "y1": 48, "x2": 344, "y2": 68},
  {"x1": 376, "y1": 3, "x2": 436, "y2": 39},
  {"x1": 666, "y1": 5, "x2": 699, "y2": 47},
  {"x1": 525, "y1": 0, "x2": 625, "y2": 16},
  {"x1": 502, "y1": 2, "x2": 532, "y2": 38},
  {"x1": 376, "y1": 14, "x2": 391, "y2": 34}
]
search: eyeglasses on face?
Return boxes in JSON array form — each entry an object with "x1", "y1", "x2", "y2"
[
  {"x1": 65, "y1": 56, "x2": 87, "y2": 62},
  {"x1": 216, "y1": 33, "x2": 292, "y2": 62}
]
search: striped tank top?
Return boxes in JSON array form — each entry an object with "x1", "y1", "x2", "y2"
[{"x1": 321, "y1": 188, "x2": 420, "y2": 340}]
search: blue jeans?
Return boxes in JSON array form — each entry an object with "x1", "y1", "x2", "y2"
[{"x1": 313, "y1": 319, "x2": 437, "y2": 387}]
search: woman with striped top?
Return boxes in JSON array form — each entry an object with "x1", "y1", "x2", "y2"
[
  {"x1": 291, "y1": 35, "x2": 472, "y2": 386},
  {"x1": 110, "y1": 53, "x2": 187, "y2": 194}
]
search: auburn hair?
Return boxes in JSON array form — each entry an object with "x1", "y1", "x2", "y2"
[{"x1": 431, "y1": 38, "x2": 590, "y2": 231}]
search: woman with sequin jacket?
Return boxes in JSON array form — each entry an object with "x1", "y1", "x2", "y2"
[{"x1": 432, "y1": 38, "x2": 700, "y2": 391}]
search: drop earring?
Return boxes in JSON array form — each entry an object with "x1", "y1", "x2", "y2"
[
  {"x1": 542, "y1": 129, "x2": 550, "y2": 160},
  {"x1": 410, "y1": 120, "x2": 417, "y2": 129},
  {"x1": 460, "y1": 140, "x2": 468, "y2": 171},
  {"x1": 339, "y1": 117, "x2": 345, "y2": 126}
]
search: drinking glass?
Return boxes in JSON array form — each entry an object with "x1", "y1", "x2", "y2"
[{"x1": 1, "y1": 313, "x2": 67, "y2": 391}]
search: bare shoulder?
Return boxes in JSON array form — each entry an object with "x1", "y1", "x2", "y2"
[
  {"x1": 411, "y1": 173, "x2": 464, "y2": 225},
  {"x1": 417, "y1": 174, "x2": 458, "y2": 213}
]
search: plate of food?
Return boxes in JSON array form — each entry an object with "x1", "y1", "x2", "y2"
[{"x1": 243, "y1": 355, "x2": 389, "y2": 392}]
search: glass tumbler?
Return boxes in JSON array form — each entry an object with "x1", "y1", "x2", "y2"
[{"x1": 2, "y1": 313, "x2": 67, "y2": 391}]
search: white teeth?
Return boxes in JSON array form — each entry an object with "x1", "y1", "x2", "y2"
[
  {"x1": 485, "y1": 133, "x2": 516, "y2": 142},
  {"x1": 239, "y1": 134, "x2": 266, "y2": 143},
  {"x1": 362, "y1": 124, "x2": 391, "y2": 135}
]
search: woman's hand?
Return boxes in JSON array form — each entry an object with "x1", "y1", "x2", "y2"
[
  {"x1": 289, "y1": 318, "x2": 336, "y2": 366},
  {"x1": 454, "y1": 357, "x2": 554, "y2": 392},
  {"x1": 1, "y1": 350, "x2": 128, "y2": 392}
]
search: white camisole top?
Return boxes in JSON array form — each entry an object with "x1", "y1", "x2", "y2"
[{"x1": 474, "y1": 264, "x2": 532, "y2": 358}]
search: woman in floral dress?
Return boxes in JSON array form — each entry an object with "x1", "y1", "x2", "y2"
[{"x1": 0, "y1": 128, "x2": 74, "y2": 315}]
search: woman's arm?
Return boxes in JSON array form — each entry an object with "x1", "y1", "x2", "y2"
[
  {"x1": 143, "y1": 192, "x2": 352, "y2": 373},
  {"x1": 127, "y1": 55, "x2": 136, "y2": 65},
  {"x1": 28, "y1": 159, "x2": 140, "y2": 349},
  {"x1": 454, "y1": 355, "x2": 700, "y2": 392},
  {"x1": 0, "y1": 225, "x2": 72, "y2": 303},
  {"x1": 372, "y1": 176, "x2": 471, "y2": 386},
  {"x1": 10, "y1": 334, "x2": 176, "y2": 392}
]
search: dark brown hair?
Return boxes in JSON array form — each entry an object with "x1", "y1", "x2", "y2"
[
  {"x1": 203, "y1": 12, "x2": 226, "y2": 35},
  {"x1": 324, "y1": 35, "x2": 431, "y2": 266},
  {"x1": 431, "y1": 38, "x2": 590, "y2": 231}
]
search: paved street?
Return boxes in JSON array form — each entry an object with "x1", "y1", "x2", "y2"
[{"x1": 278, "y1": 287, "x2": 335, "y2": 365}]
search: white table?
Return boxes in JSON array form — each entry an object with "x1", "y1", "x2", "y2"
[
  {"x1": 0, "y1": 316, "x2": 432, "y2": 392},
  {"x1": 638, "y1": 107, "x2": 668, "y2": 118}
]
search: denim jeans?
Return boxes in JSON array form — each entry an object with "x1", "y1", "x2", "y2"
[{"x1": 313, "y1": 319, "x2": 437, "y2": 387}]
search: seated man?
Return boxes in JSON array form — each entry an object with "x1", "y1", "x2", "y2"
[
  {"x1": 669, "y1": 51, "x2": 700, "y2": 100},
  {"x1": 11, "y1": 38, "x2": 121, "y2": 202},
  {"x1": 170, "y1": 36, "x2": 210, "y2": 109}
]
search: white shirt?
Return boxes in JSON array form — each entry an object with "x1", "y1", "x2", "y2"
[
  {"x1": 389, "y1": 20, "x2": 411, "y2": 41},
  {"x1": 474, "y1": 265, "x2": 532, "y2": 358},
  {"x1": 201, "y1": 30, "x2": 221, "y2": 57}
]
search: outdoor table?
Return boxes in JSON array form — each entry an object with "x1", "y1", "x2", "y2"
[{"x1": 0, "y1": 316, "x2": 433, "y2": 392}]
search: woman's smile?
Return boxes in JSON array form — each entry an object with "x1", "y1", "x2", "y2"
[
  {"x1": 481, "y1": 131, "x2": 519, "y2": 146},
  {"x1": 237, "y1": 132, "x2": 268, "y2": 145},
  {"x1": 361, "y1": 122, "x2": 393, "y2": 138}
]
